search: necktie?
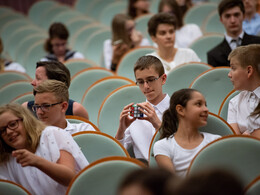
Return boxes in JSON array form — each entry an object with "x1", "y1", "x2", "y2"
[{"x1": 231, "y1": 38, "x2": 241, "y2": 50}]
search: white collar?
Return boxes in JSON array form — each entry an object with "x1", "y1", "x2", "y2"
[
  {"x1": 147, "y1": 94, "x2": 170, "y2": 113},
  {"x1": 225, "y1": 31, "x2": 244, "y2": 43}
]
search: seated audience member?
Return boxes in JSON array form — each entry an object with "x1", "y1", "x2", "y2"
[
  {"x1": 0, "y1": 37, "x2": 25, "y2": 73},
  {"x1": 243, "y1": 0, "x2": 260, "y2": 36},
  {"x1": 127, "y1": 0, "x2": 150, "y2": 19},
  {"x1": 153, "y1": 88, "x2": 221, "y2": 177},
  {"x1": 147, "y1": 12, "x2": 200, "y2": 74},
  {"x1": 0, "y1": 103, "x2": 88, "y2": 195},
  {"x1": 33, "y1": 80, "x2": 95, "y2": 133},
  {"x1": 227, "y1": 44, "x2": 260, "y2": 138},
  {"x1": 117, "y1": 168, "x2": 178, "y2": 195},
  {"x1": 22, "y1": 61, "x2": 89, "y2": 119},
  {"x1": 168, "y1": 169, "x2": 244, "y2": 195},
  {"x1": 41, "y1": 22, "x2": 84, "y2": 63},
  {"x1": 103, "y1": 14, "x2": 150, "y2": 71},
  {"x1": 158, "y1": 0, "x2": 202, "y2": 48},
  {"x1": 207, "y1": 0, "x2": 260, "y2": 67},
  {"x1": 115, "y1": 56, "x2": 169, "y2": 161}
]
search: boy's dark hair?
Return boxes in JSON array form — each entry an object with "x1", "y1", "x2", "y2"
[
  {"x1": 148, "y1": 12, "x2": 177, "y2": 37},
  {"x1": 218, "y1": 0, "x2": 245, "y2": 17},
  {"x1": 36, "y1": 61, "x2": 71, "y2": 87},
  {"x1": 134, "y1": 56, "x2": 165, "y2": 77}
]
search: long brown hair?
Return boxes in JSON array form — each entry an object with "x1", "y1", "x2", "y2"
[{"x1": 160, "y1": 88, "x2": 198, "y2": 139}]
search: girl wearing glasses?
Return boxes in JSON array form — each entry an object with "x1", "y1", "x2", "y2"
[
  {"x1": 41, "y1": 22, "x2": 84, "y2": 63},
  {"x1": 153, "y1": 89, "x2": 221, "y2": 177},
  {"x1": 0, "y1": 103, "x2": 88, "y2": 195}
]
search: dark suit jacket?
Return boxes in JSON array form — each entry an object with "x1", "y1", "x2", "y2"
[{"x1": 207, "y1": 33, "x2": 260, "y2": 67}]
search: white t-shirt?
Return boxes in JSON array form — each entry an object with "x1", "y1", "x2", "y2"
[
  {"x1": 0, "y1": 126, "x2": 88, "y2": 195},
  {"x1": 154, "y1": 132, "x2": 221, "y2": 177},
  {"x1": 4, "y1": 61, "x2": 26, "y2": 73},
  {"x1": 147, "y1": 48, "x2": 201, "y2": 74},
  {"x1": 103, "y1": 38, "x2": 151, "y2": 70},
  {"x1": 175, "y1": 24, "x2": 203, "y2": 48},
  {"x1": 228, "y1": 87, "x2": 260, "y2": 134},
  {"x1": 119, "y1": 94, "x2": 170, "y2": 160},
  {"x1": 40, "y1": 51, "x2": 84, "y2": 62},
  {"x1": 64, "y1": 120, "x2": 96, "y2": 134}
]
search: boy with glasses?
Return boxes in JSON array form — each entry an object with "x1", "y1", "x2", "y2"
[
  {"x1": 115, "y1": 55, "x2": 169, "y2": 161},
  {"x1": 33, "y1": 80, "x2": 95, "y2": 134}
]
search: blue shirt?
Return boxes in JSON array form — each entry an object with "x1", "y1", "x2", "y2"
[{"x1": 243, "y1": 13, "x2": 260, "y2": 36}]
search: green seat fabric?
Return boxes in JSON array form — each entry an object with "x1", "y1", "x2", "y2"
[
  {"x1": 72, "y1": 131, "x2": 129, "y2": 163},
  {"x1": 98, "y1": 85, "x2": 145, "y2": 136},
  {"x1": 0, "y1": 179, "x2": 31, "y2": 195},
  {"x1": 0, "y1": 71, "x2": 32, "y2": 89},
  {"x1": 164, "y1": 62, "x2": 212, "y2": 96},
  {"x1": 188, "y1": 136, "x2": 260, "y2": 187},
  {"x1": 64, "y1": 59, "x2": 97, "y2": 77},
  {"x1": 81, "y1": 76, "x2": 134, "y2": 126},
  {"x1": 66, "y1": 157, "x2": 144, "y2": 195},
  {"x1": 69, "y1": 67, "x2": 114, "y2": 102},
  {"x1": 246, "y1": 177, "x2": 260, "y2": 195},
  {"x1": 202, "y1": 10, "x2": 225, "y2": 34},
  {"x1": 190, "y1": 67, "x2": 233, "y2": 114}
]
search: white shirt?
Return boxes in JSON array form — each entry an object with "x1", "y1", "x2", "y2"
[
  {"x1": 154, "y1": 132, "x2": 221, "y2": 177},
  {"x1": 4, "y1": 61, "x2": 26, "y2": 73},
  {"x1": 0, "y1": 126, "x2": 88, "y2": 195},
  {"x1": 175, "y1": 24, "x2": 203, "y2": 48},
  {"x1": 228, "y1": 87, "x2": 260, "y2": 134},
  {"x1": 225, "y1": 31, "x2": 244, "y2": 50},
  {"x1": 119, "y1": 94, "x2": 170, "y2": 160},
  {"x1": 147, "y1": 48, "x2": 201, "y2": 74},
  {"x1": 40, "y1": 51, "x2": 84, "y2": 62},
  {"x1": 103, "y1": 38, "x2": 151, "y2": 70},
  {"x1": 64, "y1": 120, "x2": 96, "y2": 134}
]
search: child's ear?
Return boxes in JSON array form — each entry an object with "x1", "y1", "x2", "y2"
[
  {"x1": 61, "y1": 101, "x2": 69, "y2": 113},
  {"x1": 161, "y1": 73, "x2": 167, "y2": 85},
  {"x1": 176, "y1": 104, "x2": 184, "y2": 117},
  {"x1": 247, "y1": 65, "x2": 253, "y2": 78}
]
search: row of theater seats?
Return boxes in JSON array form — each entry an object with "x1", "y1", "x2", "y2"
[{"x1": 0, "y1": 61, "x2": 235, "y2": 135}]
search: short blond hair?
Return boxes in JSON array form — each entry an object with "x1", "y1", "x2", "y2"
[
  {"x1": 34, "y1": 80, "x2": 69, "y2": 102},
  {"x1": 228, "y1": 44, "x2": 260, "y2": 76}
]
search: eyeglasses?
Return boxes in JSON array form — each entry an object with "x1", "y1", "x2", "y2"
[
  {"x1": 136, "y1": 76, "x2": 161, "y2": 86},
  {"x1": 0, "y1": 118, "x2": 23, "y2": 136},
  {"x1": 32, "y1": 102, "x2": 62, "y2": 112}
]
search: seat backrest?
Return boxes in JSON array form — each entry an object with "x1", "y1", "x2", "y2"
[
  {"x1": 81, "y1": 76, "x2": 135, "y2": 126},
  {"x1": 99, "y1": 1, "x2": 127, "y2": 26},
  {"x1": 49, "y1": 10, "x2": 83, "y2": 25},
  {"x1": 69, "y1": 67, "x2": 114, "y2": 102},
  {"x1": 0, "y1": 71, "x2": 32, "y2": 89},
  {"x1": 74, "y1": 0, "x2": 93, "y2": 14},
  {"x1": 135, "y1": 14, "x2": 154, "y2": 44},
  {"x1": 0, "y1": 81, "x2": 33, "y2": 106},
  {"x1": 164, "y1": 62, "x2": 212, "y2": 96},
  {"x1": 72, "y1": 131, "x2": 129, "y2": 163},
  {"x1": 218, "y1": 90, "x2": 240, "y2": 121},
  {"x1": 187, "y1": 136, "x2": 260, "y2": 187},
  {"x1": 11, "y1": 92, "x2": 34, "y2": 105},
  {"x1": 86, "y1": 0, "x2": 115, "y2": 19},
  {"x1": 66, "y1": 16, "x2": 94, "y2": 37},
  {"x1": 116, "y1": 46, "x2": 156, "y2": 81},
  {"x1": 202, "y1": 10, "x2": 225, "y2": 34},
  {"x1": 66, "y1": 156, "x2": 145, "y2": 195},
  {"x1": 190, "y1": 67, "x2": 233, "y2": 114},
  {"x1": 148, "y1": 112, "x2": 235, "y2": 167},
  {"x1": 28, "y1": 0, "x2": 57, "y2": 25},
  {"x1": 82, "y1": 28, "x2": 111, "y2": 65},
  {"x1": 189, "y1": 34, "x2": 224, "y2": 63},
  {"x1": 0, "y1": 179, "x2": 31, "y2": 195},
  {"x1": 245, "y1": 176, "x2": 260, "y2": 195},
  {"x1": 98, "y1": 84, "x2": 145, "y2": 136},
  {"x1": 66, "y1": 115, "x2": 100, "y2": 131},
  {"x1": 64, "y1": 59, "x2": 98, "y2": 77},
  {"x1": 183, "y1": 2, "x2": 218, "y2": 28}
]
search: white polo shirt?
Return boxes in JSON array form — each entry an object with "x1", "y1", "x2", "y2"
[
  {"x1": 227, "y1": 86, "x2": 260, "y2": 134},
  {"x1": 119, "y1": 94, "x2": 170, "y2": 160},
  {"x1": 64, "y1": 120, "x2": 96, "y2": 134}
]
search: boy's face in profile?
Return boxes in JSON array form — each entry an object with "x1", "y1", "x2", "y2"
[
  {"x1": 135, "y1": 66, "x2": 166, "y2": 105},
  {"x1": 228, "y1": 57, "x2": 249, "y2": 90}
]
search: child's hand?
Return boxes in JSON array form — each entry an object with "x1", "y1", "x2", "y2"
[
  {"x1": 137, "y1": 102, "x2": 161, "y2": 130},
  {"x1": 131, "y1": 30, "x2": 142, "y2": 46},
  {"x1": 12, "y1": 149, "x2": 39, "y2": 167}
]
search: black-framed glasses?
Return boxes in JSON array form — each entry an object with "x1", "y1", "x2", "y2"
[
  {"x1": 0, "y1": 118, "x2": 23, "y2": 136},
  {"x1": 32, "y1": 102, "x2": 62, "y2": 112},
  {"x1": 135, "y1": 76, "x2": 161, "y2": 86}
]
